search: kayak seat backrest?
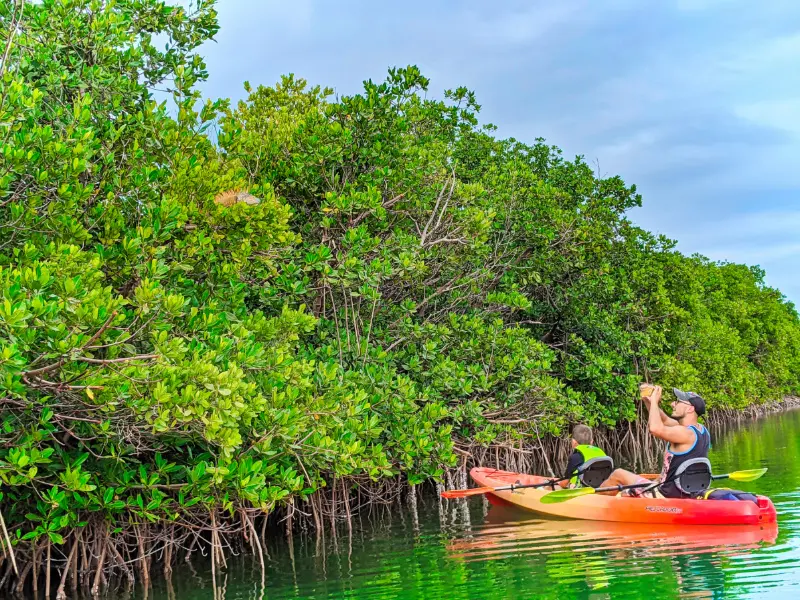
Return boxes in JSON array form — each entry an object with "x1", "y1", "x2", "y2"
[
  {"x1": 675, "y1": 457, "x2": 712, "y2": 495},
  {"x1": 579, "y1": 456, "x2": 614, "y2": 488}
]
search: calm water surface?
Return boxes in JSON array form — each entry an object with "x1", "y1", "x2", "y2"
[{"x1": 141, "y1": 410, "x2": 800, "y2": 599}]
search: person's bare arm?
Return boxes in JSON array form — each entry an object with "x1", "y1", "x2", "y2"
[
  {"x1": 640, "y1": 384, "x2": 679, "y2": 426},
  {"x1": 646, "y1": 393, "x2": 695, "y2": 445}
]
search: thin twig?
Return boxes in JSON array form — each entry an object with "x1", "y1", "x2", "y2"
[
  {"x1": 0, "y1": 508, "x2": 17, "y2": 576},
  {"x1": 0, "y1": 0, "x2": 24, "y2": 81}
]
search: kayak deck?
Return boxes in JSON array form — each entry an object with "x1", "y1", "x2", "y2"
[{"x1": 470, "y1": 467, "x2": 777, "y2": 526}]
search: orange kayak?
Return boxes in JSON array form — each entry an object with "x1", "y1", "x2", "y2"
[{"x1": 470, "y1": 467, "x2": 778, "y2": 526}]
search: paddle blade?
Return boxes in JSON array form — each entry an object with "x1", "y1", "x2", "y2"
[
  {"x1": 727, "y1": 468, "x2": 768, "y2": 482},
  {"x1": 441, "y1": 487, "x2": 494, "y2": 499},
  {"x1": 540, "y1": 487, "x2": 596, "y2": 504}
]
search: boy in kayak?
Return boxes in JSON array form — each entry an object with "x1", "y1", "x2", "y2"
[
  {"x1": 600, "y1": 384, "x2": 710, "y2": 498},
  {"x1": 559, "y1": 424, "x2": 608, "y2": 488}
]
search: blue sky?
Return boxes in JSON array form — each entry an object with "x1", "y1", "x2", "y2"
[{"x1": 197, "y1": 0, "x2": 799, "y2": 304}]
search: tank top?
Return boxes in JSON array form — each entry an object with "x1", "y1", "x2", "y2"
[{"x1": 659, "y1": 424, "x2": 711, "y2": 498}]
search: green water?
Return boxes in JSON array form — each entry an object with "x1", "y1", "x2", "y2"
[{"x1": 143, "y1": 410, "x2": 800, "y2": 599}]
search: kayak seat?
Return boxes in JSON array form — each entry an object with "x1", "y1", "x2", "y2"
[
  {"x1": 579, "y1": 456, "x2": 615, "y2": 488},
  {"x1": 674, "y1": 457, "x2": 712, "y2": 496}
]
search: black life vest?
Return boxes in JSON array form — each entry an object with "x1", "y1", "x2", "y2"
[{"x1": 659, "y1": 424, "x2": 711, "y2": 498}]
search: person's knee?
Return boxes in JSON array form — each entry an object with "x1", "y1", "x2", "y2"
[
  {"x1": 607, "y1": 469, "x2": 636, "y2": 485},
  {"x1": 601, "y1": 469, "x2": 624, "y2": 486}
]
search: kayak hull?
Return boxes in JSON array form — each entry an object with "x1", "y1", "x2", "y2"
[{"x1": 470, "y1": 467, "x2": 778, "y2": 526}]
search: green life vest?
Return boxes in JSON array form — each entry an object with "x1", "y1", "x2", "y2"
[{"x1": 570, "y1": 444, "x2": 607, "y2": 486}]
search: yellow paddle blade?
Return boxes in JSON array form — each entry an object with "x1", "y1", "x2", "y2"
[
  {"x1": 727, "y1": 468, "x2": 768, "y2": 482},
  {"x1": 540, "y1": 487, "x2": 597, "y2": 504}
]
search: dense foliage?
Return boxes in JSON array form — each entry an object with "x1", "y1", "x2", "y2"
[{"x1": 1, "y1": 0, "x2": 798, "y2": 576}]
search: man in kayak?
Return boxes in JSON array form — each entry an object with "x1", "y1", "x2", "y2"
[
  {"x1": 559, "y1": 424, "x2": 608, "y2": 488},
  {"x1": 600, "y1": 384, "x2": 710, "y2": 497}
]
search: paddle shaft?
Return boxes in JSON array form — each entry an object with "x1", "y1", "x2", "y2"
[
  {"x1": 454, "y1": 461, "x2": 609, "y2": 496},
  {"x1": 478, "y1": 476, "x2": 566, "y2": 494},
  {"x1": 589, "y1": 471, "x2": 741, "y2": 496},
  {"x1": 441, "y1": 470, "x2": 582, "y2": 498}
]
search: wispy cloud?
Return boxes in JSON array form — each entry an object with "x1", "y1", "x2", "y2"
[
  {"x1": 674, "y1": 0, "x2": 739, "y2": 11},
  {"x1": 457, "y1": 2, "x2": 582, "y2": 47},
  {"x1": 735, "y1": 99, "x2": 800, "y2": 137},
  {"x1": 679, "y1": 210, "x2": 800, "y2": 257},
  {"x1": 231, "y1": 0, "x2": 314, "y2": 34},
  {"x1": 704, "y1": 242, "x2": 800, "y2": 264}
]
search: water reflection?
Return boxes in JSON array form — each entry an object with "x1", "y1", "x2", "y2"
[
  {"x1": 447, "y1": 502, "x2": 778, "y2": 597},
  {"x1": 455, "y1": 504, "x2": 776, "y2": 554}
]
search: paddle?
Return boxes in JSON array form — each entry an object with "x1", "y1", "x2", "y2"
[
  {"x1": 441, "y1": 474, "x2": 573, "y2": 499},
  {"x1": 539, "y1": 468, "x2": 768, "y2": 504}
]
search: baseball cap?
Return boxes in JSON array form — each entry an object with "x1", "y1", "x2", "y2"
[{"x1": 673, "y1": 388, "x2": 706, "y2": 416}]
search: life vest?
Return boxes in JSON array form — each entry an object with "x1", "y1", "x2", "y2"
[
  {"x1": 659, "y1": 424, "x2": 711, "y2": 498},
  {"x1": 570, "y1": 444, "x2": 607, "y2": 487}
]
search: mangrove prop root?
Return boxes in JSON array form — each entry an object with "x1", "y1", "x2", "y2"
[
  {"x1": 109, "y1": 537, "x2": 134, "y2": 585},
  {"x1": 45, "y1": 540, "x2": 51, "y2": 598},
  {"x1": 247, "y1": 514, "x2": 266, "y2": 588},
  {"x1": 0, "y1": 560, "x2": 14, "y2": 589},
  {"x1": 80, "y1": 533, "x2": 88, "y2": 587},
  {"x1": 137, "y1": 524, "x2": 150, "y2": 589},
  {"x1": 164, "y1": 530, "x2": 173, "y2": 577},
  {"x1": 32, "y1": 537, "x2": 38, "y2": 593},
  {"x1": 56, "y1": 537, "x2": 78, "y2": 600},
  {"x1": 15, "y1": 559, "x2": 31, "y2": 594},
  {"x1": 91, "y1": 525, "x2": 108, "y2": 597},
  {"x1": 210, "y1": 509, "x2": 220, "y2": 597},
  {"x1": 70, "y1": 530, "x2": 79, "y2": 592}
]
